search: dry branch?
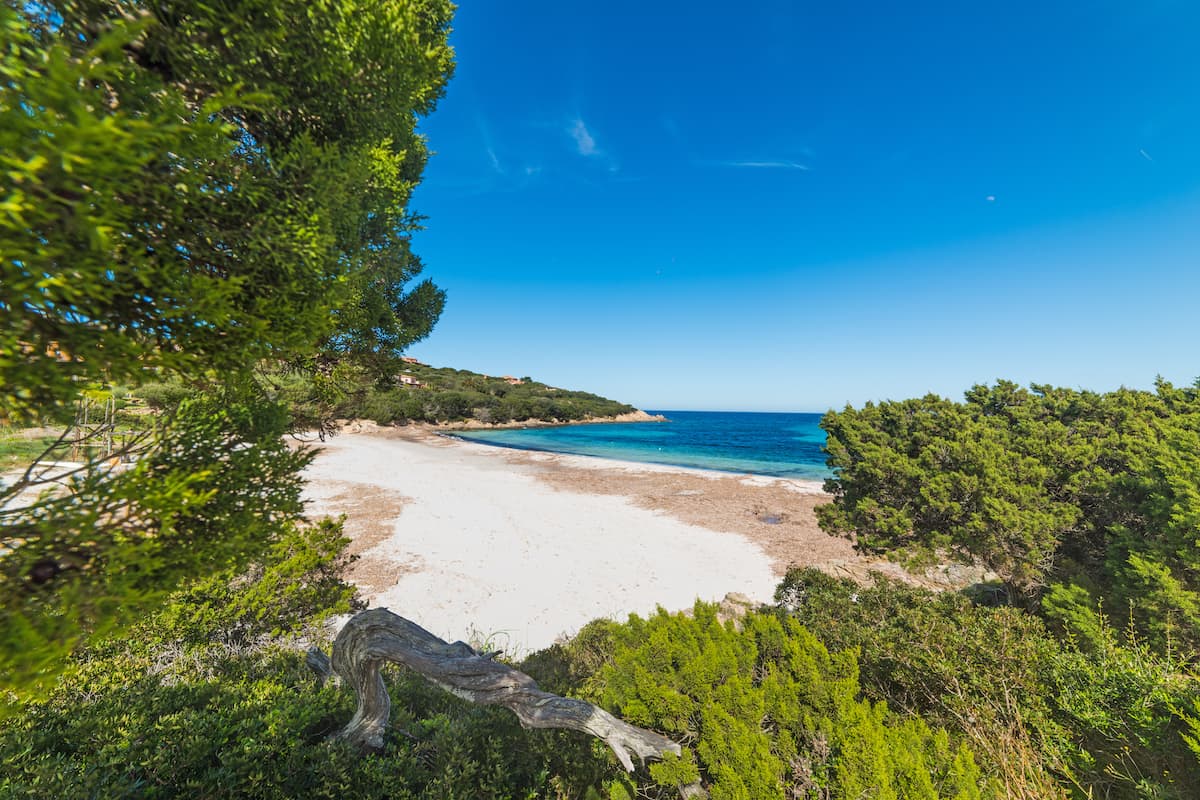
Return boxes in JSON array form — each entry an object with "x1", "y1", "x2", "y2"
[{"x1": 310, "y1": 607, "x2": 703, "y2": 794}]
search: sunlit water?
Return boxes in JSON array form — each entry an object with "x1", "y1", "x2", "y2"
[{"x1": 452, "y1": 410, "x2": 830, "y2": 480}]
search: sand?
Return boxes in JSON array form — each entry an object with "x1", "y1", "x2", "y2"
[{"x1": 302, "y1": 424, "x2": 890, "y2": 656}]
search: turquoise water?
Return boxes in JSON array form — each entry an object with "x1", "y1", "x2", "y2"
[{"x1": 452, "y1": 410, "x2": 831, "y2": 480}]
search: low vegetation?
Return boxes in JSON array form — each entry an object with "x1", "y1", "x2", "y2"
[
  {"x1": 0, "y1": 431, "x2": 61, "y2": 472},
  {"x1": 819, "y1": 380, "x2": 1200, "y2": 654},
  {"x1": 2, "y1": 527, "x2": 988, "y2": 800},
  {"x1": 13, "y1": 518, "x2": 1194, "y2": 799},
  {"x1": 816, "y1": 379, "x2": 1200, "y2": 799},
  {"x1": 270, "y1": 361, "x2": 638, "y2": 428},
  {"x1": 779, "y1": 569, "x2": 1199, "y2": 799}
]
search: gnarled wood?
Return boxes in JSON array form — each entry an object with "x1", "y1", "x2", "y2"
[{"x1": 311, "y1": 607, "x2": 697, "y2": 790}]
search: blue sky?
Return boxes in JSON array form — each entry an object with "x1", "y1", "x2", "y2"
[{"x1": 405, "y1": 1, "x2": 1200, "y2": 412}]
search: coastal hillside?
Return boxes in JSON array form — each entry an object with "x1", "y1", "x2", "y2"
[
  {"x1": 0, "y1": 360, "x2": 643, "y2": 466},
  {"x1": 282, "y1": 358, "x2": 642, "y2": 427}
]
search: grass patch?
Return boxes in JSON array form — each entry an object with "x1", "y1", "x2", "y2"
[{"x1": 0, "y1": 430, "x2": 63, "y2": 472}]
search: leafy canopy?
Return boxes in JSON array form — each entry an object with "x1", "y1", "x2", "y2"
[
  {"x1": 1, "y1": 0, "x2": 452, "y2": 421},
  {"x1": 1, "y1": 0, "x2": 454, "y2": 695}
]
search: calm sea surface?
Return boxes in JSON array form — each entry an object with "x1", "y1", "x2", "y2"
[{"x1": 452, "y1": 410, "x2": 831, "y2": 480}]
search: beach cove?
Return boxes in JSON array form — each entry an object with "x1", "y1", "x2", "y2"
[{"x1": 302, "y1": 423, "x2": 954, "y2": 655}]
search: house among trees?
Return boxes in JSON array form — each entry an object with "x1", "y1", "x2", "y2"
[
  {"x1": 400, "y1": 356, "x2": 425, "y2": 365},
  {"x1": 398, "y1": 374, "x2": 424, "y2": 387},
  {"x1": 502, "y1": 376, "x2": 524, "y2": 385}
]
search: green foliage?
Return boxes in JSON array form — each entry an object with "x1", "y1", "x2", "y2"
[
  {"x1": 1, "y1": 0, "x2": 454, "y2": 693},
  {"x1": 133, "y1": 380, "x2": 193, "y2": 413},
  {"x1": 0, "y1": 652, "x2": 610, "y2": 800},
  {"x1": 1180, "y1": 698, "x2": 1200, "y2": 764},
  {"x1": 1, "y1": 1, "x2": 452, "y2": 421},
  {"x1": 8, "y1": 580, "x2": 1006, "y2": 799},
  {"x1": 157, "y1": 517, "x2": 360, "y2": 647},
  {"x1": 1, "y1": 383, "x2": 313, "y2": 697},
  {"x1": 2, "y1": 5, "x2": 238, "y2": 420},
  {"x1": 12, "y1": 544, "x2": 1190, "y2": 800},
  {"x1": 777, "y1": 568, "x2": 1200, "y2": 800},
  {"x1": 581, "y1": 602, "x2": 988, "y2": 799},
  {"x1": 0, "y1": 430, "x2": 60, "y2": 471},
  {"x1": 820, "y1": 380, "x2": 1200, "y2": 655},
  {"x1": 819, "y1": 384, "x2": 1079, "y2": 598},
  {"x1": 271, "y1": 360, "x2": 638, "y2": 426},
  {"x1": 812, "y1": 379, "x2": 1200, "y2": 797},
  {"x1": 0, "y1": 527, "x2": 620, "y2": 799},
  {"x1": 1047, "y1": 609, "x2": 1198, "y2": 798}
]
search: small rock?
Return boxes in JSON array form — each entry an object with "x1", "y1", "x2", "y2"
[{"x1": 717, "y1": 592, "x2": 756, "y2": 628}]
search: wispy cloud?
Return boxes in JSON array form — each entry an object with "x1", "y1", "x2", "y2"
[
  {"x1": 486, "y1": 146, "x2": 503, "y2": 174},
  {"x1": 477, "y1": 115, "x2": 506, "y2": 175},
  {"x1": 724, "y1": 160, "x2": 810, "y2": 170},
  {"x1": 569, "y1": 118, "x2": 598, "y2": 156},
  {"x1": 1139, "y1": 148, "x2": 1154, "y2": 162}
]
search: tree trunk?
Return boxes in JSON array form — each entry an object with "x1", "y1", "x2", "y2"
[{"x1": 309, "y1": 607, "x2": 706, "y2": 797}]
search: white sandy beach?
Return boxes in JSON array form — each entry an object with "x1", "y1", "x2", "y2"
[{"x1": 303, "y1": 427, "x2": 796, "y2": 655}]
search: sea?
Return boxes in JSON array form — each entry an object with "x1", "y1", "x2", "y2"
[{"x1": 452, "y1": 410, "x2": 831, "y2": 481}]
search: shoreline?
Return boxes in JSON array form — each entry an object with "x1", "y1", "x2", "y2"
[
  {"x1": 423, "y1": 411, "x2": 831, "y2": 485},
  {"x1": 427, "y1": 408, "x2": 669, "y2": 431},
  {"x1": 440, "y1": 428, "x2": 830, "y2": 486},
  {"x1": 303, "y1": 424, "x2": 988, "y2": 655},
  {"x1": 303, "y1": 423, "x2": 816, "y2": 654},
  {"x1": 340, "y1": 418, "x2": 828, "y2": 490}
]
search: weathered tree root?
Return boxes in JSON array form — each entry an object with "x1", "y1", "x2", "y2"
[{"x1": 308, "y1": 608, "x2": 698, "y2": 794}]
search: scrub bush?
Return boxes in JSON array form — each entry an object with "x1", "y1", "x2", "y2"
[
  {"x1": 777, "y1": 568, "x2": 1200, "y2": 800},
  {"x1": 581, "y1": 602, "x2": 990, "y2": 799}
]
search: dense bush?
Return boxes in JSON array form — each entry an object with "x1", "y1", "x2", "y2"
[
  {"x1": 3, "y1": 534, "x2": 1007, "y2": 800},
  {"x1": 0, "y1": 523, "x2": 612, "y2": 799},
  {"x1": 6, "y1": 532, "x2": 1193, "y2": 799},
  {"x1": 1, "y1": 384, "x2": 315, "y2": 698},
  {"x1": 134, "y1": 381, "x2": 194, "y2": 412},
  {"x1": 776, "y1": 568, "x2": 1200, "y2": 800},
  {"x1": 560, "y1": 603, "x2": 990, "y2": 799},
  {"x1": 820, "y1": 380, "x2": 1200, "y2": 655}
]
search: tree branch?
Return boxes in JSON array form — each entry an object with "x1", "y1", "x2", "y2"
[{"x1": 311, "y1": 608, "x2": 703, "y2": 795}]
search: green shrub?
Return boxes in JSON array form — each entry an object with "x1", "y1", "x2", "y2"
[
  {"x1": 819, "y1": 379, "x2": 1200, "y2": 656},
  {"x1": 581, "y1": 602, "x2": 989, "y2": 799},
  {"x1": 1046, "y1": 610, "x2": 1198, "y2": 799},
  {"x1": 777, "y1": 568, "x2": 1200, "y2": 800},
  {"x1": 157, "y1": 518, "x2": 360, "y2": 647},
  {"x1": 358, "y1": 388, "x2": 414, "y2": 425},
  {"x1": 1, "y1": 386, "x2": 314, "y2": 699},
  {"x1": 134, "y1": 380, "x2": 193, "y2": 412},
  {"x1": 0, "y1": 522, "x2": 614, "y2": 799}
]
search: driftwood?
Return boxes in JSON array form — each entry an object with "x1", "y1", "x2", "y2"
[{"x1": 309, "y1": 608, "x2": 704, "y2": 796}]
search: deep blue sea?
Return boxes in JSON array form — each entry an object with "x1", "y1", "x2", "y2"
[{"x1": 453, "y1": 410, "x2": 831, "y2": 480}]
